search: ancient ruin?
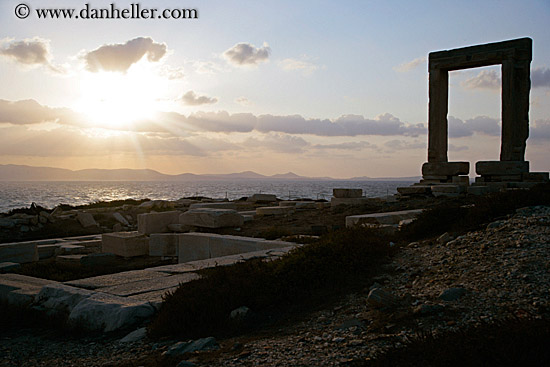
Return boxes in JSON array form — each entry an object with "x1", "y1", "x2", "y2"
[{"x1": 399, "y1": 38, "x2": 549, "y2": 196}]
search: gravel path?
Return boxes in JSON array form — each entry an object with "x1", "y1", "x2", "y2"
[{"x1": 1, "y1": 205, "x2": 549, "y2": 367}]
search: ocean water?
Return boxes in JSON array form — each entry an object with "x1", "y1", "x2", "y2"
[{"x1": 0, "y1": 180, "x2": 414, "y2": 213}]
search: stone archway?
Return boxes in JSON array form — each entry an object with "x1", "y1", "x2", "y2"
[{"x1": 398, "y1": 38, "x2": 548, "y2": 196}]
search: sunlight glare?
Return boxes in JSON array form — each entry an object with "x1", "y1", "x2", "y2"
[{"x1": 75, "y1": 62, "x2": 162, "y2": 129}]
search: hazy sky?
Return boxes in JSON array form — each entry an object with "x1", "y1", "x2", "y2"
[{"x1": 0, "y1": 0, "x2": 549, "y2": 178}]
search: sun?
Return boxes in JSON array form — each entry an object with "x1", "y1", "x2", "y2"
[{"x1": 75, "y1": 63, "x2": 162, "y2": 129}]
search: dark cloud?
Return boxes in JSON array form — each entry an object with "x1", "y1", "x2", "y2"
[
  {"x1": 223, "y1": 42, "x2": 270, "y2": 66},
  {"x1": 181, "y1": 91, "x2": 218, "y2": 106},
  {"x1": 448, "y1": 116, "x2": 501, "y2": 138},
  {"x1": 0, "y1": 38, "x2": 63, "y2": 73},
  {"x1": 83, "y1": 37, "x2": 167, "y2": 72}
]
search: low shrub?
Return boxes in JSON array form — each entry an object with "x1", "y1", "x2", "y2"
[
  {"x1": 357, "y1": 317, "x2": 550, "y2": 367},
  {"x1": 400, "y1": 183, "x2": 550, "y2": 241},
  {"x1": 148, "y1": 226, "x2": 397, "y2": 339}
]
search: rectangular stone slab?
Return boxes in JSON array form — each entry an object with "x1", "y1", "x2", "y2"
[
  {"x1": 149, "y1": 233, "x2": 179, "y2": 257},
  {"x1": 189, "y1": 202, "x2": 237, "y2": 210},
  {"x1": 137, "y1": 211, "x2": 181, "y2": 235},
  {"x1": 346, "y1": 209, "x2": 424, "y2": 228},
  {"x1": 180, "y1": 208, "x2": 244, "y2": 228},
  {"x1": 0, "y1": 241, "x2": 38, "y2": 263},
  {"x1": 422, "y1": 162, "x2": 469, "y2": 176},
  {"x1": 256, "y1": 206, "x2": 295, "y2": 216},
  {"x1": 98, "y1": 273, "x2": 200, "y2": 297},
  {"x1": 149, "y1": 246, "x2": 297, "y2": 273},
  {"x1": 178, "y1": 233, "x2": 295, "y2": 263},
  {"x1": 333, "y1": 188, "x2": 363, "y2": 198},
  {"x1": 102, "y1": 232, "x2": 149, "y2": 257},
  {"x1": 0, "y1": 274, "x2": 58, "y2": 305},
  {"x1": 476, "y1": 161, "x2": 529, "y2": 175},
  {"x1": 65, "y1": 270, "x2": 170, "y2": 290},
  {"x1": 330, "y1": 198, "x2": 369, "y2": 207}
]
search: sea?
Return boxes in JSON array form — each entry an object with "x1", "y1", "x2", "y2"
[{"x1": 0, "y1": 180, "x2": 415, "y2": 213}]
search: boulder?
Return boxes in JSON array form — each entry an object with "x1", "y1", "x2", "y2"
[
  {"x1": 113, "y1": 212, "x2": 130, "y2": 226},
  {"x1": 77, "y1": 212, "x2": 97, "y2": 228},
  {"x1": 68, "y1": 292, "x2": 156, "y2": 332}
]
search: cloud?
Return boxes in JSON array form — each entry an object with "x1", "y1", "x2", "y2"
[
  {"x1": 448, "y1": 115, "x2": 501, "y2": 138},
  {"x1": 235, "y1": 97, "x2": 252, "y2": 106},
  {"x1": 279, "y1": 58, "x2": 319, "y2": 75},
  {"x1": 254, "y1": 113, "x2": 425, "y2": 137},
  {"x1": 449, "y1": 144, "x2": 468, "y2": 152},
  {"x1": 461, "y1": 69, "x2": 501, "y2": 90},
  {"x1": 460, "y1": 67, "x2": 550, "y2": 90},
  {"x1": 532, "y1": 67, "x2": 550, "y2": 88},
  {"x1": 530, "y1": 119, "x2": 550, "y2": 140},
  {"x1": 83, "y1": 37, "x2": 167, "y2": 72},
  {"x1": 245, "y1": 133, "x2": 309, "y2": 154},
  {"x1": 311, "y1": 141, "x2": 375, "y2": 151},
  {"x1": 159, "y1": 65, "x2": 184, "y2": 80},
  {"x1": 0, "y1": 99, "x2": 426, "y2": 137},
  {"x1": 223, "y1": 42, "x2": 271, "y2": 66},
  {"x1": 0, "y1": 37, "x2": 63, "y2": 73},
  {"x1": 0, "y1": 99, "x2": 78, "y2": 125},
  {"x1": 384, "y1": 139, "x2": 425, "y2": 150},
  {"x1": 180, "y1": 91, "x2": 218, "y2": 106},
  {"x1": 394, "y1": 57, "x2": 426, "y2": 72}
]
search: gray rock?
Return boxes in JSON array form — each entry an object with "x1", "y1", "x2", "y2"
[
  {"x1": 336, "y1": 318, "x2": 365, "y2": 331},
  {"x1": 0, "y1": 218, "x2": 16, "y2": 229},
  {"x1": 119, "y1": 327, "x2": 147, "y2": 343},
  {"x1": 414, "y1": 303, "x2": 445, "y2": 316},
  {"x1": 176, "y1": 361, "x2": 197, "y2": 367},
  {"x1": 80, "y1": 253, "x2": 118, "y2": 267},
  {"x1": 0, "y1": 262, "x2": 21, "y2": 273},
  {"x1": 230, "y1": 306, "x2": 250, "y2": 320},
  {"x1": 366, "y1": 288, "x2": 399, "y2": 309},
  {"x1": 113, "y1": 212, "x2": 130, "y2": 226},
  {"x1": 437, "y1": 232, "x2": 452, "y2": 244},
  {"x1": 439, "y1": 287, "x2": 467, "y2": 301},
  {"x1": 164, "y1": 337, "x2": 219, "y2": 356},
  {"x1": 77, "y1": 212, "x2": 97, "y2": 228}
]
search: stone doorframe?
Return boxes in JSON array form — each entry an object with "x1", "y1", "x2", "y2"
[{"x1": 427, "y1": 38, "x2": 532, "y2": 163}]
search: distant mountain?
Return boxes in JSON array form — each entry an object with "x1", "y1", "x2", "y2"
[{"x1": 0, "y1": 164, "x2": 419, "y2": 182}]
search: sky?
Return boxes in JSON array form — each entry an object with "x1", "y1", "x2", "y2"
[{"x1": 0, "y1": 0, "x2": 549, "y2": 178}]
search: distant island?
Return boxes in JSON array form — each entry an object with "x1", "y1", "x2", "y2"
[{"x1": 0, "y1": 164, "x2": 419, "y2": 182}]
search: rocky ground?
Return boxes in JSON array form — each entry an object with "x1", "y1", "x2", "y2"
[{"x1": 1, "y1": 204, "x2": 549, "y2": 367}]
